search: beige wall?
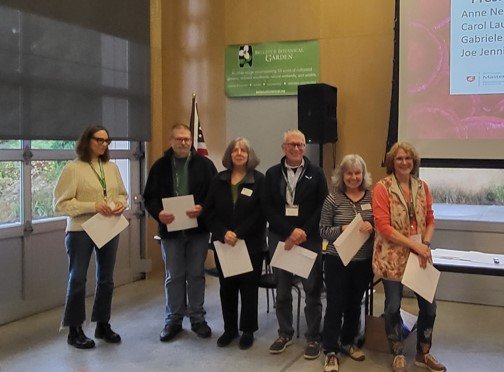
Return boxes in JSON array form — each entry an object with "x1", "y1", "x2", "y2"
[
  {"x1": 225, "y1": 0, "x2": 394, "y2": 180},
  {"x1": 148, "y1": 0, "x2": 227, "y2": 272},
  {"x1": 320, "y1": 1, "x2": 394, "y2": 180},
  {"x1": 148, "y1": 0, "x2": 394, "y2": 272}
]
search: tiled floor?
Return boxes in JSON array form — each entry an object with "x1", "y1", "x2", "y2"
[{"x1": 1, "y1": 274, "x2": 503, "y2": 371}]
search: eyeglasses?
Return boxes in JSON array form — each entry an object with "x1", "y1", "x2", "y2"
[
  {"x1": 284, "y1": 142, "x2": 306, "y2": 149},
  {"x1": 395, "y1": 156, "x2": 412, "y2": 162},
  {"x1": 92, "y1": 137, "x2": 112, "y2": 145},
  {"x1": 173, "y1": 137, "x2": 192, "y2": 143}
]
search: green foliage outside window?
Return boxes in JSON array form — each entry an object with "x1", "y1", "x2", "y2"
[
  {"x1": 0, "y1": 140, "x2": 75, "y2": 224},
  {"x1": 32, "y1": 160, "x2": 69, "y2": 220},
  {"x1": 31, "y1": 140, "x2": 75, "y2": 150},
  {"x1": 0, "y1": 161, "x2": 21, "y2": 224},
  {"x1": 0, "y1": 140, "x2": 21, "y2": 149}
]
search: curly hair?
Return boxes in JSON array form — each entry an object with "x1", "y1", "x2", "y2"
[{"x1": 384, "y1": 142, "x2": 420, "y2": 176}]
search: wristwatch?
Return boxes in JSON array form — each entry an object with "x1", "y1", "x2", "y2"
[{"x1": 423, "y1": 240, "x2": 431, "y2": 248}]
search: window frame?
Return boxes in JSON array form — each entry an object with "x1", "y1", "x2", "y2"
[{"x1": 0, "y1": 140, "x2": 139, "y2": 235}]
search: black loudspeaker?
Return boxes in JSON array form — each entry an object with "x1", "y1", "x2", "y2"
[{"x1": 297, "y1": 83, "x2": 338, "y2": 144}]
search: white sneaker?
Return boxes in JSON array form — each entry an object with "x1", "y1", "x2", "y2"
[{"x1": 324, "y1": 352, "x2": 339, "y2": 372}]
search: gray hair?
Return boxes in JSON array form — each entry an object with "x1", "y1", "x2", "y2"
[
  {"x1": 170, "y1": 123, "x2": 191, "y2": 135},
  {"x1": 222, "y1": 137, "x2": 260, "y2": 171},
  {"x1": 333, "y1": 154, "x2": 372, "y2": 192},
  {"x1": 283, "y1": 129, "x2": 306, "y2": 143}
]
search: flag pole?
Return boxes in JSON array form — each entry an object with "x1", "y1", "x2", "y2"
[
  {"x1": 189, "y1": 92, "x2": 197, "y2": 144},
  {"x1": 189, "y1": 91, "x2": 209, "y2": 156}
]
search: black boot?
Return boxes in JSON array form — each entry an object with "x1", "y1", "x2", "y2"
[
  {"x1": 68, "y1": 326, "x2": 95, "y2": 349},
  {"x1": 95, "y1": 322, "x2": 121, "y2": 343}
]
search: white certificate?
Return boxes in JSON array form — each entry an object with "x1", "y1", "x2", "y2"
[
  {"x1": 162, "y1": 195, "x2": 198, "y2": 232},
  {"x1": 401, "y1": 253, "x2": 441, "y2": 303},
  {"x1": 270, "y1": 241, "x2": 317, "y2": 279},
  {"x1": 333, "y1": 213, "x2": 370, "y2": 266},
  {"x1": 82, "y1": 214, "x2": 129, "y2": 249},
  {"x1": 213, "y1": 240, "x2": 253, "y2": 278}
]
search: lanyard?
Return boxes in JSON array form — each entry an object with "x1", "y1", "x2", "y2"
[
  {"x1": 89, "y1": 160, "x2": 107, "y2": 199},
  {"x1": 394, "y1": 174, "x2": 415, "y2": 221},
  {"x1": 172, "y1": 155, "x2": 190, "y2": 196},
  {"x1": 282, "y1": 166, "x2": 306, "y2": 205}
]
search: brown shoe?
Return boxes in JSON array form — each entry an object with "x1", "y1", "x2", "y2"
[
  {"x1": 392, "y1": 355, "x2": 407, "y2": 372},
  {"x1": 414, "y1": 352, "x2": 447, "y2": 372},
  {"x1": 324, "y1": 352, "x2": 339, "y2": 372},
  {"x1": 341, "y1": 344, "x2": 365, "y2": 361}
]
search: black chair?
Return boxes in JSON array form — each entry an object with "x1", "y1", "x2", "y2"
[{"x1": 258, "y1": 251, "x2": 302, "y2": 338}]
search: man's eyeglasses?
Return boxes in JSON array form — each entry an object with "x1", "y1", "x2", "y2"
[
  {"x1": 284, "y1": 142, "x2": 306, "y2": 149},
  {"x1": 92, "y1": 137, "x2": 112, "y2": 145},
  {"x1": 173, "y1": 137, "x2": 192, "y2": 143}
]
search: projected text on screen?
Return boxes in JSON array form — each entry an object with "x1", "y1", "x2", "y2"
[
  {"x1": 450, "y1": 1, "x2": 504, "y2": 95},
  {"x1": 398, "y1": 0, "x2": 504, "y2": 159}
]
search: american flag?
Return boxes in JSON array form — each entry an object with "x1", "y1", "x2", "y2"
[{"x1": 189, "y1": 94, "x2": 209, "y2": 156}]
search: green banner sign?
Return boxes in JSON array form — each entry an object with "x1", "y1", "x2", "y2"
[{"x1": 225, "y1": 40, "x2": 320, "y2": 97}]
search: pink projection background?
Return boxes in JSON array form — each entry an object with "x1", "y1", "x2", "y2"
[{"x1": 400, "y1": 0, "x2": 504, "y2": 142}]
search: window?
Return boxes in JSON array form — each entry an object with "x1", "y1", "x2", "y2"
[
  {"x1": 0, "y1": 140, "x2": 21, "y2": 150},
  {"x1": 31, "y1": 160, "x2": 69, "y2": 220},
  {"x1": 31, "y1": 141, "x2": 75, "y2": 150},
  {"x1": 420, "y1": 167, "x2": 504, "y2": 222},
  {"x1": 0, "y1": 140, "x2": 137, "y2": 228},
  {"x1": 0, "y1": 161, "x2": 21, "y2": 224}
]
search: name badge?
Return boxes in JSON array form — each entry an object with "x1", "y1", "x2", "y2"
[
  {"x1": 361, "y1": 203, "x2": 372, "y2": 211},
  {"x1": 285, "y1": 205, "x2": 299, "y2": 217},
  {"x1": 241, "y1": 187, "x2": 253, "y2": 197}
]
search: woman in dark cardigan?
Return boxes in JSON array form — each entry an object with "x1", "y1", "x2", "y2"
[{"x1": 204, "y1": 137, "x2": 266, "y2": 350}]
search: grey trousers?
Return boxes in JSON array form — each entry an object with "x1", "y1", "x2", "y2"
[
  {"x1": 161, "y1": 232, "x2": 210, "y2": 326},
  {"x1": 268, "y1": 231, "x2": 323, "y2": 342}
]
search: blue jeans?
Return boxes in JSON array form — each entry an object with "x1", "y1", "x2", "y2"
[
  {"x1": 322, "y1": 255, "x2": 372, "y2": 353},
  {"x1": 161, "y1": 232, "x2": 209, "y2": 326},
  {"x1": 63, "y1": 231, "x2": 119, "y2": 327},
  {"x1": 383, "y1": 279, "x2": 437, "y2": 355},
  {"x1": 268, "y1": 231, "x2": 323, "y2": 342}
]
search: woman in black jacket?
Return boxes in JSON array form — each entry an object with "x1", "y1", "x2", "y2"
[{"x1": 204, "y1": 137, "x2": 266, "y2": 350}]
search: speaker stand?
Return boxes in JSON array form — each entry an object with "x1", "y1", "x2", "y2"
[{"x1": 318, "y1": 143, "x2": 323, "y2": 168}]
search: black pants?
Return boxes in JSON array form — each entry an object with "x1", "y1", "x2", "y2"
[
  {"x1": 215, "y1": 251, "x2": 263, "y2": 334},
  {"x1": 322, "y1": 255, "x2": 372, "y2": 353}
]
